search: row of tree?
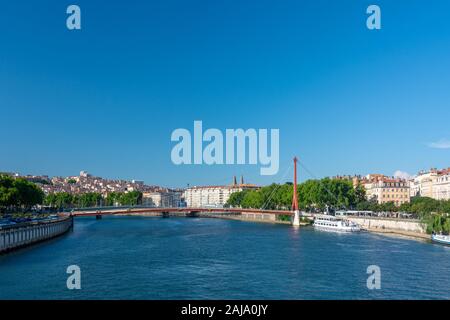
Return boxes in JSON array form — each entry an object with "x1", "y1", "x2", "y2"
[
  {"x1": 355, "y1": 196, "x2": 450, "y2": 215},
  {"x1": 356, "y1": 197, "x2": 450, "y2": 233},
  {"x1": 0, "y1": 175, "x2": 45, "y2": 212},
  {"x1": 400, "y1": 197, "x2": 450, "y2": 233},
  {"x1": 227, "y1": 178, "x2": 366, "y2": 211},
  {"x1": 424, "y1": 214, "x2": 450, "y2": 234},
  {"x1": 43, "y1": 191, "x2": 143, "y2": 208}
]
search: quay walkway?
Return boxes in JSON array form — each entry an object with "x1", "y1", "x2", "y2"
[{"x1": 0, "y1": 216, "x2": 73, "y2": 254}]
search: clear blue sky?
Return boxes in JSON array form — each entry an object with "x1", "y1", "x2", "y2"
[{"x1": 1, "y1": 0, "x2": 449, "y2": 188}]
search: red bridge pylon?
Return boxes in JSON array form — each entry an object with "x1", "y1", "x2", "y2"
[{"x1": 292, "y1": 156, "x2": 301, "y2": 227}]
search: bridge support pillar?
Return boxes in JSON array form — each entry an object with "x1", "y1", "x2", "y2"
[
  {"x1": 292, "y1": 210, "x2": 301, "y2": 227},
  {"x1": 186, "y1": 211, "x2": 199, "y2": 217}
]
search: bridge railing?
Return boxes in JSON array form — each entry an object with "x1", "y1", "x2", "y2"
[{"x1": 71, "y1": 206, "x2": 295, "y2": 216}]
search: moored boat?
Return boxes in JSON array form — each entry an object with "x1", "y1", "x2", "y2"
[
  {"x1": 313, "y1": 214, "x2": 361, "y2": 232},
  {"x1": 431, "y1": 233, "x2": 450, "y2": 246}
]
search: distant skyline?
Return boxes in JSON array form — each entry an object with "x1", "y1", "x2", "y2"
[
  {"x1": 3, "y1": 159, "x2": 448, "y2": 189},
  {"x1": 1, "y1": 0, "x2": 449, "y2": 188}
]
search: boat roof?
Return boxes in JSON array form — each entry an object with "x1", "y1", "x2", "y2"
[{"x1": 315, "y1": 214, "x2": 341, "y2": 219}]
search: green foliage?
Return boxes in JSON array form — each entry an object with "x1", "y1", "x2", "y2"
[
  {"x1": 397, "y1": 197, "x2": 450, "y2": 234},
  {"x1": 77, "y1": 193, "x2": 103, "y2": 207},
  {"x1": 0, "y1": 175, "x2": 44, "y2": 211},
  {"x1": 298, "y1": 178, "x2": 360, "y2": 210},
  {"x1": 118, "y1": 191, "x2": 142, "y2": 206},
  {"x1": 277, "y1": 214, "x2": 292, "y2": 222},
  {"x1": 28, "y1": 178, "x2": 51, "y2": 185},
  {"x1": 444, "y1": 218, "x2": 450, "y2": 234},
  {"x1": 14, "y1": 178, "x2": 45, "y2": 209},
  {"x1": 356, "y1": 198, "x2": 379, "y2": 211},
  {"x1": 0, "y1": 175, "x2": 18, "y2": 208},
  {"x1": 44, "y1": 191, "x2": 143, "y2": 208},
  {"x1": 44, "y1": 192, "x2": 74, "y2": 208},
  {"x1": 421, "y1": 214, "x2": 450, "y2": 234},
  {"x1": 227, "y1": 190, "x2": 249, "y2": 207},
  {"x1": 241, "y1": 190, "x2": 264, "y2": 209},
  {"x1": 400, "y1": 197, "x2": 445, "y2": 216},
  {"x1": 226, "y1": 178, "x2": 365, "y2": 211},
  {"x1": 105, "y1": 192, "x2": 122, "y2": 206},
  {"x1": 45, "y1": 192, "x2": 103, "y2": 208}
]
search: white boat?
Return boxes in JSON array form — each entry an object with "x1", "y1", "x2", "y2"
[
  {"x1": 431, "y1": 233, "x2": 450, "y2": 246},
  {"x1": 313, "y1": 214, "x2": 361, "y2": 232}
]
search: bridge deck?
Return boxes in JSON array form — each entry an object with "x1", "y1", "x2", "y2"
[{"x1": 71, "y1": 207, "x2": 294, "y2": 217}]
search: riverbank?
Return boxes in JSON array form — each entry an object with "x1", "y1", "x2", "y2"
[
  {"x1": 346, "y1": 216, "x2": 429, "y2": 241},
  {"x1": 208, "y1": 214, "x2": 310, "y2": 226},
  {"x1": 362, "y1": 227, "x2": 430, "y2": 241},
  {"x1": 207, "y1": 214, "x2": 426, "y2": 237},
  {"x1": 0, "y1": 216, "x2": 73, "y2": 254}
]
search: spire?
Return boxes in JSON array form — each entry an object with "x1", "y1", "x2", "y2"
[
  {"x1": 240, "y1": 175, "x2": 244, "y2": 185},
  {"x1": 233, "y1": 176, "x2": 237, "y2": 186}
]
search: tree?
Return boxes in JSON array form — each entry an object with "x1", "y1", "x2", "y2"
[
  {"x1": 78, "y1": 193, "x2": 103, "y2": 207},
  {"x1": 356, "y1": 198, "x2": 379, "y2": 211},
  {"x1": 119, "y1": 191, "x2": 142, "y2": 206},
  {"x1": 13, "y1": 178, "x2": 45, "y2": 210},
  {"x1": 45, "y1": 192, "x2": 74, "y2": 208},
  {"x1": 0, "y1": 175, "x2": 19, "y2": 210},
  {"x1": 379, "y1": 201, "x2": 397, "y2": 213},
  {"x1": 443, "y1": 217, "x2": 450, "y2": 233},
  {"x1": 354, "y1": 184, "x2": 367, "y2": 204},
  {"x1": 105, "y1": 192, "x2": 122, "y2": 206},
  {"x1": 0, "y1": 175, "x2": 44, "y2": 212},
  {"x1": 400, "y1": 197, "x2": 450, "y2": 234},
  {"x1": 241, "y1": 191, "x2": 263, "y2": 209},
  {"x1": 227, "y1": 190, "x2": 249, "y2": 207}
]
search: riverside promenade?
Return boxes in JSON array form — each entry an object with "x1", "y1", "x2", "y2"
[
  {"x1": 0, "y1": 216, "x2": 73, "y2": 254},
  {"x1": 346, "y1": 216, "x2": 429, "y2": 240}
]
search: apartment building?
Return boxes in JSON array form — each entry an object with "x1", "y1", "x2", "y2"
[
  {"x1": 434, "y1": 169, "x2": 450, "y2": 200},
  {"x1": 142, "y1": 191, "x2": 181, "y2": 207},
  {"x1": 184, "y1": 176, "x2": 259, "y2": 208},
  {"x1": 355, "y1": 174, "x2": 410, "y2": 206},
  {"x1": 410, "y1": 168, "x2": 450, "y2": 200}
]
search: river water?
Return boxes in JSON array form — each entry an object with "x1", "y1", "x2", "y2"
[{"x1": 0, "y1": 216, "x2": 449, "y2": 299}]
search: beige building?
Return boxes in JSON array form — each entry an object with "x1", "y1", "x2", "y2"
[
  {"x1": 409, "y1": 168, "x2": 450, "y2": 200},
  {"x1": 142, "y1": 191, "x2": 181, "y2": 208},
  {"x1": 434, "y1": 169, "x2": 450, "y2": 200},
  {"x1": 355, "y1": 174, "x2": 410, "y2": 206},
  {"x1": 184, "y1": 176, "x2": 259, "y2": 208}
]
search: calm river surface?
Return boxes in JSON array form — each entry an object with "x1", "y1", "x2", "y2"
[{"x1": 0, "y1": 216, "x2": 449, "y2": 299}]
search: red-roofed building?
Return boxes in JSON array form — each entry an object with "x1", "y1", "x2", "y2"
[
  {"x1": 410, "y1": 168, "x2": 450, "y2": 200},
  {"x1": 354, "y1": 174, "x2": 410, "y2": 206}
]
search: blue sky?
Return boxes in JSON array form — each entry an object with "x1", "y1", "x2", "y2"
[{"x1": 1, "y1": 0, "x2": 449, "y2": 187}]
